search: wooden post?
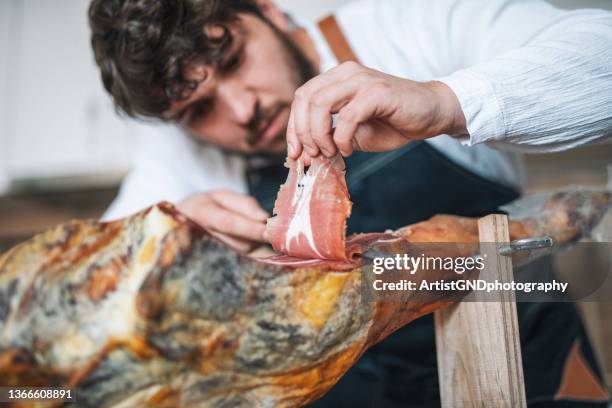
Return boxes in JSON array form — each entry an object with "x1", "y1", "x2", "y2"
[{"x1": 434, "y1": 214, "x2": 527, "y2": 407}]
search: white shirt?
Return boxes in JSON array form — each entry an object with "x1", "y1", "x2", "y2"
[
  {"x1": 103, "y1": 124, "x2": 249, "y2": 219},
  {"x1": 103, "y1": 0, "x2": 612, "y2": 220},
  {"x1": 433, "y1": 0, "x2": 612, "y2": 153}
]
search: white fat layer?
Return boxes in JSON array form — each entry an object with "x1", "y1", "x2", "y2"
[
  {"x1": 259, "y1": 257, "x2": 323, "y2": 266},
  {"x1": 284, "y1": 161, "x2": 331, "y2": 257}
]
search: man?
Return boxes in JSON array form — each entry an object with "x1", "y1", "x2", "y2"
[{"x1": 89, "y1": 0, "x2": 610, "y2": 405}]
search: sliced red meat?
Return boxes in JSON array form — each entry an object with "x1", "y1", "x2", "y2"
[{"x1": 266, "y1": 155, "x2": 352, "y2": 260}]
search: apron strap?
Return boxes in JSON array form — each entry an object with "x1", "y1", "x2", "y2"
[{"x1": 317, "y1": 15, "x2": 359, "y2": 63}]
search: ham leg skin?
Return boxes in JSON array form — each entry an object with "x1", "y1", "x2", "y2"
[
  {"x1": 266, "y1": 156, "x2": 351, "y2": 260},
  {"x1": 0, "y1": 190, "x2": 609, "y2": 407}
]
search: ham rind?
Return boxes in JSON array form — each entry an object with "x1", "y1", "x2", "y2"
[
  {"x1": 266, "y1": 155, "x2": 352, "y2": 260},
  {"x1": 345, "y1": 232, "x2": 400, "y2": 258},
  {"x1": 258, "y1": 232, "x2": 401, "y2": 270}
]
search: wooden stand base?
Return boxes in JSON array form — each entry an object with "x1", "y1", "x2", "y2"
[{"x1": 435, "y1": 214, "x2": 527, "y2": 408}]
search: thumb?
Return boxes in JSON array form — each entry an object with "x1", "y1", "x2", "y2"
[{"x1": 352, "y1": 119, "x2": 411, "y2": 153}]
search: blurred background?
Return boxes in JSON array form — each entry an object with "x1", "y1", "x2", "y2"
[{"x1": 0, "y1": 0, "x2": 611, "y2": 394}]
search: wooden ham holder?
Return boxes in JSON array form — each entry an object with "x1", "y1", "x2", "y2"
[{"x1": 434, "y1": 214, "x2": 527, "y2": 408}]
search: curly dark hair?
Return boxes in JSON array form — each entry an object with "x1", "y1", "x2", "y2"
[{"x1": 88, "y1": 0, "x2": 264, "y2": 119}]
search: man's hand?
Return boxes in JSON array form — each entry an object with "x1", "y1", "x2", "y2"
[
  {"x1": 286, "y1": 61, "x2": 467, "y2": 159},
  {"x1": 177, "y1": 190, "x2": 269, "y2": 253}
]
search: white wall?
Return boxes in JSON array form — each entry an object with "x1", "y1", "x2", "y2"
[
  {"x1": 0, "y1": 0, "x2": 155, "y2": 192},
  {"x1": 0, "y1": 0, "x2": 610, "y2": 194},
  {"x1": 0, "y1": 1, "x2": 13, "y2": 192},
  {"x1": 278, "y1": 0, "x2": 612, "y2": 19}
]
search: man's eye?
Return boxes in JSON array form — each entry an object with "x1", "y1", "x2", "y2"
[
  {"x1": 184, "y1": 99, "x2": 212, "y2": 123},
  {"x1": 221, "y1": 49, "x2": 244, "y2": 72}
]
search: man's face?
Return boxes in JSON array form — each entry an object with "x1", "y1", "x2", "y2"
[{"x1": 164, "y1": 14, "x2": 311, "y2": 155}]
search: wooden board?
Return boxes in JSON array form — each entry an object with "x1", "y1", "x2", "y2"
[{"x1": 434, "y1": 214, "x2": 527, "y2": 407}]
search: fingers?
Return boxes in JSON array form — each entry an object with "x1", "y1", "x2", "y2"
[
  {"x1": 191, "y1": 204, "x2": 267, "y2": 242},
  {"x1": 248, "y1": 245, "x2": 276, "y2": 258},
  {"x1": 350, "y1": 118, "x2": 409, "y2": 153},
  {"x1": 286, "y1": 104, "x2": 302, "y2": 159},
  {"x1": 292, "y1": 95, "x2": 319, "y2": 158},
  {"x1": 177, "y1": 192, "x2": 270, "y2": 252},
  {"x1": 209, "y1": 190, "x2": 269, "y2": 221},
  {"x1": 287, "y1": 61, "x2": 364, "y2": 159},
  {"x1": 287, "y1": 64, "x2": 438, "y2": 158},
  {"x1": 209, "y1": 230, "x2": 257, "y2": 254},
  {"x1": 308, "y1": 79, "x2": 362, "y2": 157},
  {"x1": 333, "y1": 88, "x2": 379, "y2": 156},
  {"x1": 299, "y1": 151, "x2": 313, "y2": 167}
]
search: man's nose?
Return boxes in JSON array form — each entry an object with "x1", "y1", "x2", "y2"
[{"x1": 218, "y1": 79, "x2": 257, "y2": 126}]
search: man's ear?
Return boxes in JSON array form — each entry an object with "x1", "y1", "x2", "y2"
[{"x1": 255, "y1": 0, "x2": 289, "y2": 32}]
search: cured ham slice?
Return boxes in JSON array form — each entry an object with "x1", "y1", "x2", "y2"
[
  {"x1": 266, "y1": 155, "x2": 352, "y2": 260},
  {"x1": 0, "y1": 189, "x2": 609, "y2": 407},
  {"x1": 259, "y1": 232, "x2": 400, "y2": 270}
]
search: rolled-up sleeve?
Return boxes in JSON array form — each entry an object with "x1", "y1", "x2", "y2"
[{"x1": 436, "y1": 0, "x2": 612, "y2": 153}]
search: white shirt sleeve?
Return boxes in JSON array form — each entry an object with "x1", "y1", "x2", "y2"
[
  {"x1": 435, "y1": 0, "x2": 612, "y2": 153},
  {"x1": 102, "y1": 125, "x2": 248, "y2": 221}
]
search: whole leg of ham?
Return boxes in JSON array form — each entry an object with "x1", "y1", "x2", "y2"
[
  {"x1": 266, "y1": 156, "x2": 351, "y2": 260},
  {"x1": 0, "y1": 190, "x2": 609, "y2": 407}
]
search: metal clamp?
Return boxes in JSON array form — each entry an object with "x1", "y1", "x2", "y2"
[{"x1": 499, "y1": 236, "x2": 554, "y2": 256}]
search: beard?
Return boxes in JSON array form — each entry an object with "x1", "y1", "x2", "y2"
[
  {"x1": 241, "y1": 19, "x2": 316, "y2": 156},
  {"x1": 269, "y1": 20, "x2": 317, "y2": 94}
]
